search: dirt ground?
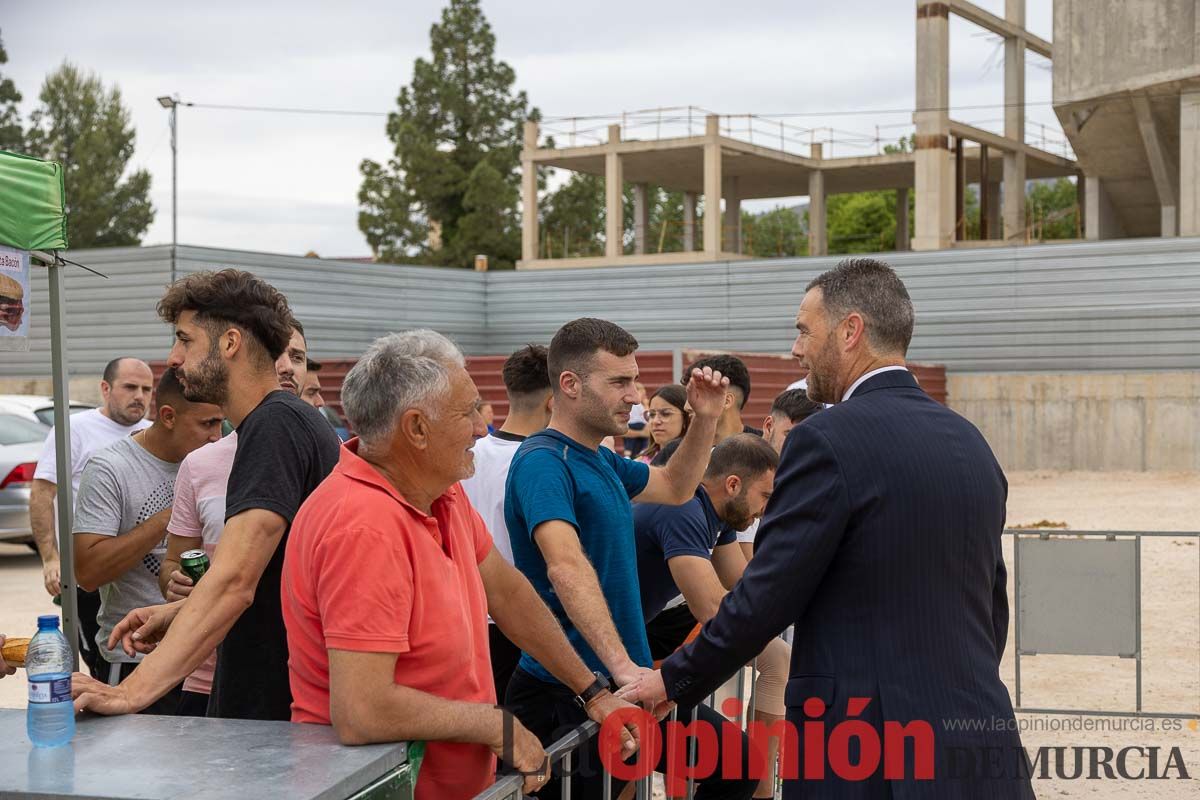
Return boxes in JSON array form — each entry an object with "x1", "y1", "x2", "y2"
[{"x1": 1, "y1": 471, "x2": 1197, "y2": 798}]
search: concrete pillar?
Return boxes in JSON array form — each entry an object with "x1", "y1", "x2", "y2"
[
  {"x1": 682, "y1": 192, "x2": 697, "y2": 251},
  {"x1": 1132, "y1": 93, "x2": 1179, "y2": 237},
  {"x1": 1084, "y1": 174, "x2": 1124, "y2": 240},
  {"x1": 521, "y1": 121, "x2": 539, "y2": 262},
  {"x1": 808, "y1": 143, "x2": 826, "y2": 257},
  {"x1": 1180, "y1": 90, "x2": 1200, "y2": 237},
  {"x1": 633, "y1": 183, "x2": 649, "y2": 255},
  {"x1": 1002, "y1": 0, "x2": 1027, "y2": 242},
  {"x1": 722, "y1": 176, "x2": 741, "y2": 253},
  {"x1": 986, "y1": 181, "x2": 1002, "y2": 240},
  {"x1": 605, "y1": 124, "x2": 623, "y2": 259},
  {"x1": 913, "y1": 0, "x2": 954, "y2": 250},
  {"x1": 895, "y1": 186, "x2": 910, "y2": 251},
  {"x1": 703, "y1": 115, "x2": 722, "y2": 256}
]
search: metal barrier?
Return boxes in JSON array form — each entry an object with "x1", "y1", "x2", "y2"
[
  {"x1": 474, "y1": 655, "x2": 776, "y2": 800},
  {"x1": 1007, "y1": 528, "x2": 1200, "y2": 720}
]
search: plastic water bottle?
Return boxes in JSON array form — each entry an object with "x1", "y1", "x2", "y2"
[{"x1": 26, "y1": 615, "x2": 74, "y2": 748}]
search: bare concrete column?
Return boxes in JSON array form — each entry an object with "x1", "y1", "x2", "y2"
[
  {"x1": 633, "y1": 183, "x2": 649, "y2": 255},
  {"x1": 808, "y1": 143, "x2": 826, "y2": 256},
  {"x1": 895, "y1": 186, "x2": 910, "y2": 251},
  {"x1": 1181, "y1": 90, "x2": 1200, "y2": 237},
  {"x1": 521, "y1": 121, "x2": 539, "y2": 263},
  {"x1": 1132, "y1": 93, "x2": 1179, "y2": 237},
  {"x1": 605, "y1": 124, "x2": 624, "y2": 259},
  {"x1": 722, "y1": 176, "x2": 741, "y2": 253},
  {"x1": 682, "y1": 192, "x2": 697, "y2": 251},
  {"x1": 1002, "y1": 0, "x2": 1026, "y2": 241},
  {"x1": 1084, "y1": 174, "x2": 1124, "y2": 240},
  {"x1": 986, "y1": 181, "x2": 1002, "y2": 240},
  {"x1": 913, "y1": 1, "x2": 954, "y2": 250},
  {"x1": 703, "y1": 115, "x2": 722, "y2": 256}
]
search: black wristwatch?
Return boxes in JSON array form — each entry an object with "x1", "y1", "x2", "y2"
[{"x1": 574, "y1": 672, "x2": 611, "y2": 709}]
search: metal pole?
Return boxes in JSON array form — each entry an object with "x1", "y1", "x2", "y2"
[
  {"x1": 1134, "y1": 534, "x2": 1142, "y2": 713},
  {"x1": 47, "y1": 256, "x2": 79, "y2": 670},
  {"x1": 170, "y1": 100, "x2": 177, "y2": 250},
  {"x1": 1013, "y1": 533, "x2": 1021, "y2": 709}
]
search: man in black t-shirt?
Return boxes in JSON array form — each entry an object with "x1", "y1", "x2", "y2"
[{"x1": 72, "y1": 270, "x2": 340, "y2": 721}]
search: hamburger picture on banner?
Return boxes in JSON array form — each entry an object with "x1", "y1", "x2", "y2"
[{"x1": 0, "y1": 246, "x2": 28, "y2": 336}]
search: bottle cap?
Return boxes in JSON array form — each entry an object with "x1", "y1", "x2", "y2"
[{"x1": 37, "y1": 615, "x2": 60, "y2": 630}]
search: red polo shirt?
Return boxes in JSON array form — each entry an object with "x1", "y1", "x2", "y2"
[{"x1": 283, "y1": 438, "x2": 496, "y2": 799}]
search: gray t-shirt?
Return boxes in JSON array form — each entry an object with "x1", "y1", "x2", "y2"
[{"x1": 73, "y1": 435, "x2": 178, "y2": 664}]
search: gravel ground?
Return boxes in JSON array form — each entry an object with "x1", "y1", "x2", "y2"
[{"x1": 1, "y1": 471, "x2": 1197, "y2": 798}]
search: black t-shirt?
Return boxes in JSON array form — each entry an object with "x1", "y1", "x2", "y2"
[{"x1": 208, "y1": 390, "x2": 341, "y2": 721}]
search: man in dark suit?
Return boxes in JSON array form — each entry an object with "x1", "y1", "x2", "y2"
[{"x1": 618, "y1": 258, "x2": 1032, "y2": 798}]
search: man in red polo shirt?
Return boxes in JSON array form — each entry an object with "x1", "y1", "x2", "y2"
[{"x1": 283, "y1": 330, "x2": 639, "y2": 800}]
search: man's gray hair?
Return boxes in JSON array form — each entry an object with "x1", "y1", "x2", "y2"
[
  {"x1": 342, "y1": 330, "x2": 466, "y2": 445},
  {"x1": 806, "y1": 258, "x2": 914, "y2": 354}
]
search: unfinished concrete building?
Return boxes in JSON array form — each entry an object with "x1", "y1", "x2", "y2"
[
  {"x1": 1054, "y1": 0, "x2": 1200, "y2": 239},
  {"x1": 518, "y1": 0, "x2": 1079, "y2": 269}
]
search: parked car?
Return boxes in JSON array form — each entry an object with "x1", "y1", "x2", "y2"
[
  {"x1": 0, "y1": 395, "x2": 94, "y2": 427},
  {"x1": 0, "y1": 413, "x2": 50, "y2": 547}
]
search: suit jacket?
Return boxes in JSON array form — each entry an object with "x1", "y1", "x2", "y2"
[{"x1": 661, "y1": 370, "x2": 1033, "y2": 799}]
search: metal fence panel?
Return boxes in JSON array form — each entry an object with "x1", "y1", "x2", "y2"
[
  {"x1": 1017, "y1": 537, "x2": 1138, "y2": 657},
  {"x1": 7, "y1": 236, "x2": 1200, "y2": 377}
]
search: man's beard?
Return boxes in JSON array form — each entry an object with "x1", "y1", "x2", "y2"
[
  {"x1": 178, "y1": 344, "x2": 229, "y2": 406},
  {"x1": 721, "y1": 490, "x2": 755, "y2": 532},
  {"x1": 803, "y1": 333, "x2": 840, "y2": 405},
  {"x1": 107, "y1": 401, "x2": 146, "y2": 426},
  {"x1": 579, "y1": 384, "x2": 628, "y2": 438}
]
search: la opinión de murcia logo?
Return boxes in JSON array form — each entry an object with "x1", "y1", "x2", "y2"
[{"x1": 498, "y1": 696, "x2": 1192, "y2": 788}]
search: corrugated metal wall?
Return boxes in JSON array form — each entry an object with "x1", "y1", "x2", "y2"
[
  {"x1": 5, "y1": 237, "x2": 1198, "y2": 377},
  {"x1": 484, "y1": 236, "x2": 1200, "y2": 371}
]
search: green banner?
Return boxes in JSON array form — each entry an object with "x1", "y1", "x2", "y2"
[{"x1": 0, "y1": 150, "x2": 68, "y2": 251}]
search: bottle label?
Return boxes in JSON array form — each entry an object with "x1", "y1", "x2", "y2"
[{"x1": 29, "y1": 677, "x2": 71, "y2": 704}]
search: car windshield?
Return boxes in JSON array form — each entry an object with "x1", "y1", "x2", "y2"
[
  {"x1": 0, "y1": 413, "x2": 50, "y2": 445},
  {"x1": 34, "y1": 405, "x2": 91, "y2": 427}
]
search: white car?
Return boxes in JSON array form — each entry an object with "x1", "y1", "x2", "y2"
[
  {"x1": 0, "y1": 394, "x2": 94, "y2": 427},
  {"x1": 0, "y1": 413, "x2": 51, "y2": 547}
]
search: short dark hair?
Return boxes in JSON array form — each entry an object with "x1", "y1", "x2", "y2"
[
  {"x1": 157, "y1": 270, "x2": 295, "y2": 365},
  {"x1": 292, "y1": 319, "x2": 305, "y2": 338},
  {"x1": 806, "y1": 258, "x2": 914, "y2": 355},
  {"x1": 770, "y1": 388, "x2": 822, "y2": 423},
  {"x1": 683, "y1": 354, "x2": 752, "y2": 408},
  {"x1": 547, "y1": 318, "x2": 638, "y2": 389},
  {"x1": 102, "y1": 357, "x2": 143, "y2": 385},
  {"x1": 155, "y1": 367, "x2": 187, "y2": 409},
  {"x1": 704, "y1": 433, "x2": 779, "y2": 481},
  {"x1": 502, "y1": 345, "x2": 551, "y2": 405},
  {"x1": 306, "y1": 357, "x2": 322, "y2": 372}
]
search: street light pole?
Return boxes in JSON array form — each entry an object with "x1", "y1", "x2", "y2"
[{"x1": 157, "y1": 95, "x2": 179, "y2": 280}]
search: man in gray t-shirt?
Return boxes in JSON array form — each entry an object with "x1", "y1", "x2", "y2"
[{"x1": 73, "y1": 369, "x2": 223, "y2": 713}]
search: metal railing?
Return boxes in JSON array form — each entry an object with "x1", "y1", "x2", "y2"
[{"x1": 474, "y1": 654, "x2": 775, "y2": 800}]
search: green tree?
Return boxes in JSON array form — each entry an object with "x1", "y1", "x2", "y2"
[
  {"x1": 0, "y1": 30, "x2": 24, "y2": 153},
  {"x1": 1026, "y1": 178, "x2": 1080, "y2": 240},
  {"x1": 742, "y1": 206, "x2": 805, "y2": 257},
  {"x1": 541, "y1": 172, "x2": 606, "y2": 257},
  {"x1": 359, "y1": 0, "x2": 534, "y2": 268},
  {"x1": 24, "y1": 63, "x2": 153, "y2": 247}
]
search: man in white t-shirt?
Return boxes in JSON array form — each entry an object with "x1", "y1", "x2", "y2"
[
  {"x1": 30, "y1": 357, "x2": 154, "y2": 676},
  {"x1": 460, "y1": 343, "x2": 552, "y2": 700}
]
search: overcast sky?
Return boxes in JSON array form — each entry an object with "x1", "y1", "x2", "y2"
[{"x1": 1, "y1": 0, "x2": 1059, "y2": 258}]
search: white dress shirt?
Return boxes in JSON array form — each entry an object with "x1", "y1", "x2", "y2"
[{"x1": 842, "y1": 366, "x2": 910, "y2": 402}]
